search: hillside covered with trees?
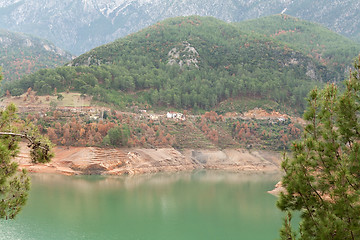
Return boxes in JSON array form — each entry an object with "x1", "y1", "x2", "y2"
[
  {"x1": 0, "y1": 29, "x2": 73, "y2": 82},
  {"x1": 4, "y1": 15, "x2": 359, "y2": 114},
  {"x1": 236, "y1": 15, "x2": 360, "y2": 81}
]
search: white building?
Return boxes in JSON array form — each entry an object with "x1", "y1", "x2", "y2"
[{"x1": 166, "y1": 112, "x2": 185, "y2": 121}]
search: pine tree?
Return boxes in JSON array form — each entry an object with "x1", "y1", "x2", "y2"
[
  {"x1": 277, "y1": 57, "x2": 360, "y2": 239},
  {"x1": 0, "y1": 70, "x2": 53, "y2": 219}
]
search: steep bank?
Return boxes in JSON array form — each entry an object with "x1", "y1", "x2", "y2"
[{"x1": 15, "y1": 143, "x2": 281, "y2": 175}]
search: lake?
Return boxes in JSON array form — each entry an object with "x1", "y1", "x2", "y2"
[{"x1": 0, "y1": 171, "x2": 284, "y2": 240}]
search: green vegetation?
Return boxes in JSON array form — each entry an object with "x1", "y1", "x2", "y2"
[
  {"x1": 0, "y1": 69, "x2": 53, "y2": 219},
  {"x1": 0, "y1": 103, "x2": 29, "y2": 220},
  {"x1": 103, "y1": 125, "x2": 130, "y2": 147},
  {"x1": 278, "y1": 58, "x2": 360, "y2": 239},
  {"x1": 236, "y1": 14, "x2": 360, "y2": 81},
  {"x1": 5, "y1": 15, "x2": 351, "y2": 113},
  {"x1": 0, "y1": 29, "x2": 72, "y2": 82},
  {"x1": 0, "y1": 104, "x2": 53, "y2": 219},
  {"x1": 0, "y1": 68, "x2": 54, "y2": 219}
]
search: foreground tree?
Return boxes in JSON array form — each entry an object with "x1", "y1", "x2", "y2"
[
  {"x1": 0, "y1": 71, "x2": 53, "y2": 219},
  {"x1": 278, "y1": 57, "x2": 360, "y2": 239}
]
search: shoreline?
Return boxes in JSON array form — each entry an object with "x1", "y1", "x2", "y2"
[{"x1": 15, "y1": 143, "x2": 283, "y2": 176}]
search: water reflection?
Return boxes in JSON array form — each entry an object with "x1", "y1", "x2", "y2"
[
  {"x1": 30, "y1": 171, "x2": 281, "y2": 218},
  {"x1": 1, "y1": 171, "x2": 283, "y2": 240}
]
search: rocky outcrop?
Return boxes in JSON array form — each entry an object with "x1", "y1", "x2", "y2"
[
  {"x1": 167, "y1": 41, "x2": 199, "y2": 68},
  {"x1": 15, "y1": 143, "x2": 281, "y2": 175}
]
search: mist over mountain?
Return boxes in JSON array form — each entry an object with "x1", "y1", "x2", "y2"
[{"x1": 0, "y1": 0, "x2": 359, "y2": 55}]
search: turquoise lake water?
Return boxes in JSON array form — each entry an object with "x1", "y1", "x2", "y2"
[{"x1": 0, "y1": 171, "x2": 285, "y2": 240}]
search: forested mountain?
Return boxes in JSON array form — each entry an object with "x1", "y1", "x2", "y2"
[
  {"x1": 0, "y1": 29, "x2": 73, "y2": 82},
  {"x1": 0, "y1": 0, "x2": 359, "y2": 54},
  {"x1": 236, "y1": 15, "x2": 360, "y2": 80},
  {"x1": 5, "y1": 15, "x2": 354, "y2": 113}
]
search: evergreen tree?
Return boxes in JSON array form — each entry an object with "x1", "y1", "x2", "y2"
[
  {"x1": 277, "y1": 57, "x2": 360, "y2": 239},
  {"x1": 0, "y1": 70, "x2": 53, "y2": 219},
  {"x1": 103, "y1": 125, "x2": 129, "y2": 147}
]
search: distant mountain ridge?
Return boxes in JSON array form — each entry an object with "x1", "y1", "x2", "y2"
[
  {"x1": 0, "y1": 0, "x2": 359, "y2": 54},
  {"x1": 0, "y1": 29, "x2": 73, "y2": 82}
]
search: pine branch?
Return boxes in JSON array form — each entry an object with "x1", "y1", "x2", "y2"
[
  {"x1": 0, "y1": 132, "x2": 48, "y2": 150},
  {"x1": 0, "y1": 132, "x2": 51, "y2": 163}
]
